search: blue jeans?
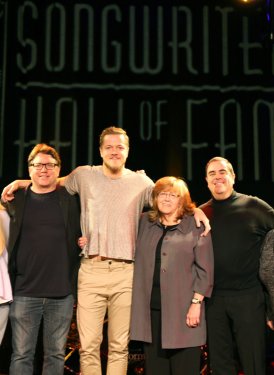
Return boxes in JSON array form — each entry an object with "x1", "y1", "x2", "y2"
[{"x1": 9, "y1": 295, "x2": 74, "y2": 375}]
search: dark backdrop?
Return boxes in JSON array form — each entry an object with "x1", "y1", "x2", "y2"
[{"x1": 0, "y1": 0, "x2": 273, "y2": 206}]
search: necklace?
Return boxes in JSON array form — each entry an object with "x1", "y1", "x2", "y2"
[{"x1": 160, "y1": 218, "x2": 181, "y2": 227}]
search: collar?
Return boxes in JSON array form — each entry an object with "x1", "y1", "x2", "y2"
[
  {"x1": 211, "y1": 190, "x2": 238, "y2": 204},
  {"x1": 154, "y1": 215, "x2": 193, "y2": 234}
]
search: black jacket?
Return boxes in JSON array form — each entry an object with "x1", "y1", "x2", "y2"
[{"x1": 4, "y1": 185, "x2": 81, "y2": 298}]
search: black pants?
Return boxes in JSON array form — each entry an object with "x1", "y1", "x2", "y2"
[
  {"x1": 206, "y1": 291, "x2": 266, "y2": 375},
  {"x1": 144, "y1": 309, "x2": 201, "y2": 375}
]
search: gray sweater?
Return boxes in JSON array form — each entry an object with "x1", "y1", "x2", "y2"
[
  {"x1": 260, "y1": 229, "x2": 274, "y2": 321},
  {"x1": 65, "y1": 165, "x2": 154, "y2": 260}
]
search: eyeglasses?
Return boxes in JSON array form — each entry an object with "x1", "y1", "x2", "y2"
[
  {"x1": 29, "y1": 163, "x2": 58, "y2": 170},
  {"x1": 158, "y1": 192, "x2": 180, "y2": 200}
]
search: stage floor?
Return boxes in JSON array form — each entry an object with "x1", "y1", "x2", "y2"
[{"x1": 1, "y1": 325, "x2": 273, "y2": 375}]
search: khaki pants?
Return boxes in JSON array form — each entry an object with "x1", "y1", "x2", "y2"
[
  {"x1": 0, "y1": 303, "x2": 9, "y2": 344},
  {"x1": 77, "y1": 258, "x2": 134, "y2": 375}
]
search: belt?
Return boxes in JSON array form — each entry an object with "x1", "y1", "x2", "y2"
[{"x1": 87, "y1": 255, "x2": 133, "y2": 264}]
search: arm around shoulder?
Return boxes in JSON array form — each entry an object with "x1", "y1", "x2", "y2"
[
  {"x1": 1, "y1": 179, "x2": 31, "y2": 202},
  {"x1": 193, "y1": 207, "x2": 211, "y2": 236}
]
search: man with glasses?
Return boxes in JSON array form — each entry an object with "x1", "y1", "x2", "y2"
[{"x1": 2, "y1": 143, "x2": 81, "y2": 375}]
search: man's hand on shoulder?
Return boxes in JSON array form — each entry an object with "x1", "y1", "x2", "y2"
[
  {"x1": 193, "y1": 207, "x2": 211, "y2": 236},
  {"x1": 267, "y1": 320, "x2": 274, "y2": 331},
  {"x1": 136, "y1": 170, "x2": 146, "y2": 175},
  {"x1": 1, "y1": 180, "x2": 31, "y2": 202}
]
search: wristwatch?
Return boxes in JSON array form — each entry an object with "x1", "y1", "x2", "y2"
[{"x1": 191, "y1": 298, "x2": 202, "y2": 304}]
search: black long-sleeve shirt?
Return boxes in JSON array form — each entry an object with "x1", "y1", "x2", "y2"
[{"x1": 200, "y1": 191, "x2": 274, "y2": 296}]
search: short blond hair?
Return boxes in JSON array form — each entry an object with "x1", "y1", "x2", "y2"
[{"x1": 99, "y1": 126, "x2": 129, "y2": 148}]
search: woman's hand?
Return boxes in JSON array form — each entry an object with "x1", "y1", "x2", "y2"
[{"x1": 186, "y1": 304, "x2": 202, "y2": 328}]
